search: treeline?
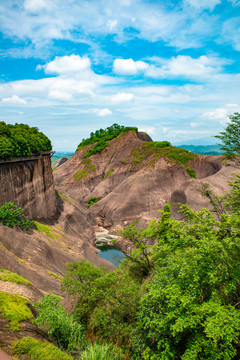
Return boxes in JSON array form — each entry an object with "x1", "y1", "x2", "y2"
[
  {"x1": 77, "y1": 123, "x2": 138, "y2": 157},
  {"x1": 0, "y1": 122, "x2": 52, "y2": 161}
]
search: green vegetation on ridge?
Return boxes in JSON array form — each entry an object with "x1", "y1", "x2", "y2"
[
  {"x1": 0, "y1": 292, "x2": 33, "y2": 331},
  {"x1": 0, "y1": 269, "x2": 31, "y2": 285},
  {"x1": 0, "y1": 122, "x2": 52, "y2": 160},
  {"x1": 0, "y1": 202, "x2": 32, "y2": 231},
  {"x1": 77, "y1": 123, "x2": 138, "y2": 157}
]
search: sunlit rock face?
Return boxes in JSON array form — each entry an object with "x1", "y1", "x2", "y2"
[{"x1": 54, "y1": 130, "x2": 239, "y2": 229}]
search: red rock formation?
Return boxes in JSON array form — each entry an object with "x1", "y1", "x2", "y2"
[
  {"x1": 0, "y1": 153, "x2": 56, "y2": 220},
  {"x1": 54, "y1": 130, "x2": 240, "y2": 228}
]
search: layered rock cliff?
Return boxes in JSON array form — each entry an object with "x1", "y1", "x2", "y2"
[
  {"x1": 0, "y1": 152, "x2": 56, "y2": 220},
  {"x1": 54, "y1": 130, "x2": 240, "y2": 228}
]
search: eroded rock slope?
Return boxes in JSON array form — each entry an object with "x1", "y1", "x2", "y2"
[{"x1": 54, "y1": 130, "x2": 239, "y2": 228}]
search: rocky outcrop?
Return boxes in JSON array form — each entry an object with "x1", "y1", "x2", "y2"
[
  {"x1": 52, "y1": 157, "x2": 68, "y2": 169},
  {"x1": 0, "y1": 153, "x2": 56, "y2": 220},
  {"x1": 54, "y1": 130, "x2": 240, "y2": 229}
]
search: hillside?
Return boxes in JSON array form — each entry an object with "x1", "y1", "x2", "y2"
[{"x1": 54, "y1": 126, "x2": 239, "y2": 229}]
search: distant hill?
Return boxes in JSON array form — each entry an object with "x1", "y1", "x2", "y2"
[
  {"x1": 51, "y1": 152, "x2": 74, "y2": 163},
  {"x1": 178, "y1": 144, "x2": 223, "y2": 156}
]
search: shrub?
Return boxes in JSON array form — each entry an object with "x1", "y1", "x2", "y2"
[
  {"x1": 186, "y1": 167, "x2": 196, "y2": 178},
  {"x1": 33, "y1": 293, "x2": 86, "y2": 353},
  {"x1": 13, "y1": 337, "x2": 73, "y2": 360},
  {"x1": 79, "y1": 342, "x2": 123, "y2": 360},
  {"x1": 0, "y1": 268, "x2": 31, "y2": 285},
  {"x1": 86, "y1": 196, "x2": 98, "y2": 208},
  {"x1": 0, "y1": 202, "x2": 32, "y2": 231},
  {"x1": 0, "y1": 292, "x2": 33, "y2": 331},
  {"x1": 33, "y1": 221, "x2": 58, "y2": 239},
  {"x1": 104, "y1": 168, "x2": 114, "y2": 179}
]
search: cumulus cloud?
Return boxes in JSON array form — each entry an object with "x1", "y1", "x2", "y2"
[
  {"x1": 97, "y1": 108, "x2": 112, "y2": 116},
  {"x1": 145, "y1": 55, "x2": 219, "y2": 79},
  {"x1": 37, "y1": 55, "x2": 91, "y2": 75},
  {"x1": 113, "y1": 58, "x2": 149, "y2": 75},
  {"x1": 111, "y1": 92, "x2": 134, "y2": 103},
  {"x1": 1, "y1": 95, "x2": 27, "y2": 105},
  {"x1": 203, "y1": 108, "x2": 228, "y2": 121}
]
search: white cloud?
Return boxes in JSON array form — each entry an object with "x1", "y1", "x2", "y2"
[
  {"x1": 203, "y1": 108, "x2": 228, "y2": 121},
  {"x1": 107, "y1": 19, "x2": 118, "y2": 31},
  {"x1": 98, "y1": 108, "x2": 112, "y2": 116},
  {"x1": 113, "y1": 58, "x2": 149, "y2": 75},
  {"x1": 111, "y1": 92, "x2": 134, "y2": 103},
  {"x1": 145, "y1": 55, "x2": 220, "y2": 79},
  {"x1": 138, "y1": 127, "x2": 155, "y2": 134},
  {"x1": 222, "y1": 17, "x2": 240, "y2": 51},
  {"x1": 48, "y1": 90, "x2": 72, "y2": 101},
  {"x1": 24, "y1": 0, "x2": 51, "y2": 12},
  {"x1": 37, "y1": 55, "x2": 91, "y2": 75},
  {"x1": 184, "y1": 0, "x2": 221, "y2": 10},
  {"x1": 1, "y1": 95, "x2": 27, "y2": 105}
]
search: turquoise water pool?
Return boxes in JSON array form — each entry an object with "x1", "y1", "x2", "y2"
[{"x1": 97, "y1": 247, "x2": 126, "y2": 267}]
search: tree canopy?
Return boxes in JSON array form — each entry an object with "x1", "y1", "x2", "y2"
[
  {"x1": 0, "y1": 122, "x2": 52, "y2": 160},
  {"x1": 215, "y1": 112, "x2": 240, "y2": 156},
  {"x1": 77, "y1": 123, "x2": 138, "y2": 157}
]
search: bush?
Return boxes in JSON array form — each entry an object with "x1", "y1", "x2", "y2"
[
  {"x1": 33, "y1": 293, "x2": 86, "y2": 353},
  {"x1": 0, "y1": 202, "x2": 32, "y2": 231},
  {"x1": 86, "y1": 196, "x2": 98, "y2": 208},
  {"x1": 13, "y1": 337, "x2": 73, "y2": 360},
  {"x1": 79, "y1": 342, "x2": 123, "y2": 360},
  {"x1": 61, "y1": 260, "x2": 140, "y2": 346},
  {"x1": 0, "y1": 292, "x2": 33, "y2": 331},
  {"x1": 0, "y1": 268, "x2": 31, "y2": 285}
]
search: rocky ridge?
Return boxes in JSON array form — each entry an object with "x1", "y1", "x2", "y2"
[{"x1": 54, "y1": 130, "x2": 239, "y2": 229}]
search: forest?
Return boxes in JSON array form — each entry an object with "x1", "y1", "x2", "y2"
[{"x1": 0, "y1": 122, "x2": 52, "y2": 160}]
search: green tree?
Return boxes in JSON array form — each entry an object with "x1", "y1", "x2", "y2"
[
  {"x1": 61, "y1": 259, "x2": 140, "y2": 346},
  {"x1": 215, "y1": 112, "x2": 240, "y2": 156},
  {"x1": 131, "y1": 200, "x2": 240, "y2": 360},
  {"x1": 33, "y1": 293, "x2": 85, "y2": 353},
  {"x1": 0, "y1": 202, "x2": 32, "y2": 231}
]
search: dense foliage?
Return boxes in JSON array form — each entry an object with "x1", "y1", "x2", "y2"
[
  {"x1": 0, "y1": 292, "x2": 33, "y2": 331},
  {"x1": 0, "y1": 122, "x2": 52, "y2": 160},
  {"x1": 0, "y1": 202, "x2": 32, "y2": 231},
  {"x1": 33, "y1": 293, "x2": 85, "y2": 353},
  {"x1": 31, "y1": 175, "x2": 240, "y2": 359},
  {"x1": 215, "y1": 112, "x2": 240, "y2": 156},
  {"x1": 77, "y1": 123, "x2": 138, "y2": 157},
  {"x1": 61, "y1": 260, "x2": 140, "y2": 347}
]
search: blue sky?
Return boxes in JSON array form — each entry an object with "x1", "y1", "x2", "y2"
[{"x1": 0, "y1": 0, "x2": 240, "y2": 150}]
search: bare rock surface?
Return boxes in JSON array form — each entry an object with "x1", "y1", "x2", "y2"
[
  {"x1": 0, "y1": 154, "x2": 57, "y2": 220},
  {"x1": 52, "y1": 157, "x2": 68, "y2": 168},
  {"x1": 54, "y1": 130, "x2": 240, "y2": 229}
]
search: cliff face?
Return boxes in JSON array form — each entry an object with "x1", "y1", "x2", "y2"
[
  {"x1": 54, "y1": 130, "x2": 240, "y2": 229},
  {"x1": 0, "y1": 153, "x2": 57, "y2": 220}
]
